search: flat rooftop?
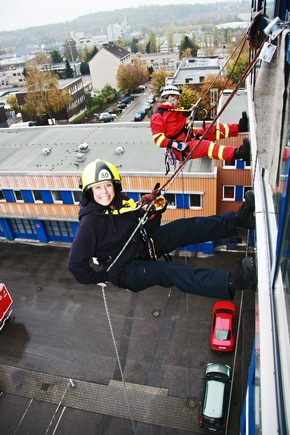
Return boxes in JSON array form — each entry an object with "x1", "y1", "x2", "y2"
[{"x1": 0, "y1": 122, "x2": 214, "y2": 177}]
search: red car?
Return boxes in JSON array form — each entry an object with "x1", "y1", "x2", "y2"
[{"x1": 210, "y1": 301, "x2": 236, "y2": 352}]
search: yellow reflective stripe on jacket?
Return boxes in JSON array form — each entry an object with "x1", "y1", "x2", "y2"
[
  {"x1": 208, "y1": 142, "x2": 215, "y2": 159},
  {"x1": 215, "y1": 124, "x2": 230, "y2": 140},
  {"x1": 153, "y1": 132, "x2": 166, "y2": 147},
  {"x1": 103, "y1": 198, "x2": 137, "y2": 214}
]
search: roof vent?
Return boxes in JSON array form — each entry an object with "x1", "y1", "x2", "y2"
[
  {"x1": 115, "y1": 146, "x2": 125, "y2": 155},
  {"x1": 42, "y1": 148, "x2": 51, "y2": 155},
  {"x1": 76, "y1": 153, "x2": 86, "y2": 162},
  {"x1": 78, "y1": 142, "x2": 89, "y2": 153}
]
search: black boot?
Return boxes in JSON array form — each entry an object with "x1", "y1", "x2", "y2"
[
  {"x1": 228, "y1": 257, "x2": 257, "y2": 292},
  {"x1": 238, "y1": 111, "x2": 249, "y2": 133},
  {"x1": 235, "y1": 190, "x2": 255, "y2": 229},
  {"x1": 233, "y1": 138, "x2": 251, "y2": 162}
]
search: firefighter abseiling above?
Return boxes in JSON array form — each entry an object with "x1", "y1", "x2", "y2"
[
  {"x1": 68, "y1": 158, "x2": 257, "y2": 299},
  {"x1": 150, "y1": 85, "x2": 250, "y2": 163}
]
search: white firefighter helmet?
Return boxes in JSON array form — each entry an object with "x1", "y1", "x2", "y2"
[{"x1": 160, "y1": 85, "x2": 182, "y2": 99}]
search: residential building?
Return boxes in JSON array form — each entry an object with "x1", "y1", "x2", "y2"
[
  {"x1": 15, "y1": 77, "x2": 86, "y2": 123},
  {"x1": 133, "y1": 52, "x2": 179, "y2": 73},
  {"x1": 166, "y1": 56, "x2": 222, "y2": 89},
  {"x1": 89, "y1": 43, "x2": 131, "y2": 93}
]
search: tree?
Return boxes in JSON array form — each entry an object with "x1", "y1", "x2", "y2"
[
  {"x1": 179, "y1": 34, "x2": 199, "y2": 58},
  {"x1": 116, "y1": 62, "x2": 149, "y2": 93},
  {"x1": 167, "y1": 32, "x2": 174, "y2": 52},
  {"x1": 130, "y1": 37, "x2": 139, "y2": 54},
  {"x1": 64, "y1": 59, "x2": 74, "y2": 78},
  {"x1": 149, "y1": 68, "x2": 172, "y2": 96},
  {"x1": 51, "y1": 50, "x2": 63, "y2": 64},
  {"x1": 22, "y1": 67, "x2": 72, "y2": 124},
  {"x1": 226, "y1": 40, "x2": 249, "y2": 85},
  {"x1": 26, "y1": 52, "x2": 51, "y2": 67},
  {"x1": 145, "y1": 32, "x2": 157, "y2": 54},
  {"x1": 63, "y1": 39, "x2": 78, "y2": 62},
  {"x1": 197, "y1": 74, "x2": 234, "y2": 120},
  {"x1": 6, "y1": 94, "x2": 20, "y2": 114},
  {"x1": 179, "y1": 86, "x2": 200, "y2": 110},
  {"x1": 99, "y1": 84, "x2": 117, "y2": 105}
]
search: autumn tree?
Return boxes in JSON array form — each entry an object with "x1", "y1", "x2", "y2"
[
  {"x1": 226, "y1": 38, "x2": 249, "y2": 85},
  {"x1": 149, "y1": 68, "x2": 172, "y2": 96},
  {"x1": 179, "y1": 86, "x2": 201, "y2": 110},
  {"x1": 116, "y1": 62, "x2": 149, "y2": 93},
  {"x1": 6, "y1": 94, "x2": 20, "y2": 114},
  {"x1": 26, "y1": 52, "x2": 51, "y2": 67},
  {"x1": 197, "y1": 74, "x2": 234, "y2": 120},
  {"x1": 22, "y1": 67, "x2": 72, "y2": 124}
]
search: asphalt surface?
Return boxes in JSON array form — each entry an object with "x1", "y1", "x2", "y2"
[{"x1": 0, "y1": 241, "x2": 255, "y2": 434}]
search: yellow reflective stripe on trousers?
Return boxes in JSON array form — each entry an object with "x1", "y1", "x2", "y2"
[{"x1": 208, "y1": 142, "x2": 215, "y2": 159}]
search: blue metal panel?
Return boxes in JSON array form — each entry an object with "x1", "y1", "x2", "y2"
[
  {"x1": 33, "y1": 220, "x2": 48, "y2": 243},
  {"x1": 236, "y1": 185, "x2": 244, "y2": 201},
  {"x1": 60, "y1": 191, "x2": 74, "y2": 204},
  {"x1": 126, "y1": 192, "x2": 139, "y2": 202},
  {"x1": 0, "y1": 218, "x2": 14, "y2": 240},
  {"x1": 236, "y1": 160, "x2": 244, "y2": 169},
  {"x1": 70, "y1": 221, "x2": 79, "y2": 238},
  {"x1": 176, "y1": 193, "x2": 189, "y2": 209},
  {"x1": 2, "y1": 189, "x2": 15, "y2": 202},
  {"x1": 21, "y1": 190, "x2": 34, "y2": 203},
  {"x1": 40, "y1": 190, "x2": 53, "y2": 203}
]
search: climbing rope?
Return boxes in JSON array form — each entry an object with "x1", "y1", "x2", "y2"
[{"x1": 100, "y1": 283, "x2": 137, "y2": 434}]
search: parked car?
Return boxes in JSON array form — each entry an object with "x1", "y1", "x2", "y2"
[
  {"x1": 134, "y1": 110, "x2": 146, "y2": 122},
  {"x1": 199, "y1": 363, "x2": 232, "y2": 432},
  {"x1": 117, "y1": 103, "x2": 127, "y2": 110},
  {"x1": 210, "y1": 301, "x2": 236, "y2": 352},
  {"x1": 98, "y1": 112, "x2": 117, "y2": 123},
  {"x1": 119, "y1": 96, "x2": 134, "y2": 104}
]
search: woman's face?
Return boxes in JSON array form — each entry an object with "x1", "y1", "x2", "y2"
[{"x1": 91, "y1": 181, "x2": 115, "y2": 206}]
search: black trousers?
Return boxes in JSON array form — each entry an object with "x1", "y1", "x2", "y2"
[{"x1": 123, "y1": 212, "x2": 237, "y2": 300}]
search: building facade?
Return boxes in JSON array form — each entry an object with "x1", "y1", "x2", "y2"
[{"x1": 89, "y1": 43, "x2": 131, "y2": 93}]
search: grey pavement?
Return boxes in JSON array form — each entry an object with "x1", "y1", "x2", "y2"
[{"x1": 0, "y1": 241, "x2": 254, "y2": 434}]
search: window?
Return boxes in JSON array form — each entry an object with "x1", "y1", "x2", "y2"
[
  {"x1": 223, "y1": 159, "x2": 236, "y2": 168},
  {"x1": 72, "y1": 190, "x2": 82, "y2": 203},
  {"x1": 13, "y1": 190, "x2": 23, "y2": 201},
  {"x1": 33, "y1": 190, "x2": 43, "y2": 202},
  {"x1": 164, "y1": 193, "x2": 176, "y2": 207},
  {"x1": 223, "y1": 186, "x2": 235, "y2": 200},
  {"x1": 51, "y1": 190, "x2": 62, "y2": 203},
  {"x1": 243, "y1": 186, "x2": 252, "y2": 199},
  {"x1": 190, "y1": 194, "x2": 202, "y2": 208},
  {"x1": 0, "y1": 190, "x2": 4, "y2": 201}
]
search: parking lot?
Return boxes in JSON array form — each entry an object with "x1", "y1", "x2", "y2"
[{"x1": 0, "y1": 241, "x2": 254, "y2": 434}]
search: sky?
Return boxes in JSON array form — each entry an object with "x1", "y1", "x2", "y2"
[{"x1": 0, "y1": 0, "x2": 230, "y2": 32}]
